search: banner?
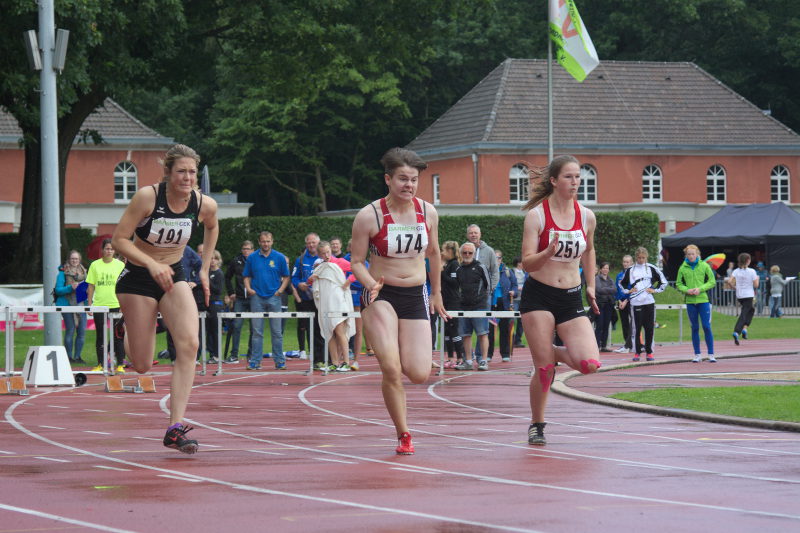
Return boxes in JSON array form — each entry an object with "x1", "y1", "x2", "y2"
[
  {"x1": 0, "y1": 285, "x2": 97, "y2": 331},
  {"x1": 549, "y1": 0, "x2": 599, "y2": 82}
]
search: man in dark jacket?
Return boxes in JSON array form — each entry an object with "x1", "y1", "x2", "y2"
[
  {"x1": 224, "y1": 240, "x2": 254, "y2": 361},
  {"x1": 456, "y1": 242, "x2": 491, "y2": 371}
]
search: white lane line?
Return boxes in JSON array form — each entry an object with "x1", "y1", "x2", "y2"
[
  {"x1": 83, "y1": 409, "x2": 108, "y2": 413},
  {"x1": 527, "y1": 453, "x2": 574, "y2": 460},
  {"x1": 707, "y1": 449, "x2": 768, "y2": 456},
  {"x1": 84, "y1": 431, "x2": 112, "y2": 435},
  {"x1": 314, "y1": 457, "x2": 358, "y2": 464},
  {"x1": 0, "y1": 450, "x2": 16, "y2": 454},
  {"x1": 230, "y1": 393, "x2": 253, "y2": 397},
  {"x1": 157, "y1": 474, "x2": 203, "y2": 482},
  {"x1": 479, "y1": 428, "x2": 516, "y2": 433},
  {"x1": 35, "y1": 456, "x2": 71, "y2": 463},
  {"x1": 94, "y1": 465, "x2": 132, "y2": 471},
  {"x1": 247, "y1": 450, "x2": 285, "y2": 456},
  {"x1": 452, "y1": 446, "x2": 493, "y2": 452},
  {"x1": 219, "y1": 405, "x2": 243, "y2": 409},
  {"x1": 132, "y1": 437, "x2": 160, "y2": 441},
  {"x1": 391, "y1": 467, "x2": 441, "y2": 475},
  {"x1": 320, "y1": 432, "x2": 353, "y2": 437},
  {"x1": 208, "y1": 422, "x2": 238, "y2": 426},
  {"x1": 47, "y1": 405, "x2": 70, "y2": 409},
  {"x1": 39, "y1": 425, "x2": 65, "y2": 430},
  {"x1": 123, "y1": 413, "x2": 146, "y2": 416},
  {"x1": 260, "y1": 427, "x2": 293, "y2": 431},
  {"x1": 0, "y1": 502, "x2": 136, "y2": 533}
]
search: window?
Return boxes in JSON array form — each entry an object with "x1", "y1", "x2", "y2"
[
  {"x1": 432, "y1": 174, "x2": 440, "y2": 205},
  {"x1": 642, "y1": 164, "x2": 662, "y2": 202},
  {"x1": 706, "y1": 164, "x2": 726, "y2": 203},
  {"x1": 578, "y1": 164, "x2": 597, "y2": 203},
  {"x1": 114, "y1": 161, "x2": 138, "y2": 202},
  {"x1": 509, "y1": 163, "x2": 529, "y2": 203},
  {"x1": 771, "y1": 165, "x2": 790, "y2": 202}
]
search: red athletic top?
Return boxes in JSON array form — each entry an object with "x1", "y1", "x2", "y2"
[
  {"x1": 368, "y1": 197, "x2": 430, "y2": 258},
  {"x1": 535, "y1": 198, "x2": 587, "y2": 262}
]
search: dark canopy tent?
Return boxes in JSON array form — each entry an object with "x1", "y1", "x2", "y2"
[{"x1": 661, "y1": 203, "x2": 800, "y2": 279}]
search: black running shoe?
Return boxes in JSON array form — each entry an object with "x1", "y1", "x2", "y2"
[
  {"x1": 528, "y1": 422, "x2": 546, "y2": 446},
  {"x1": 163, "y1": 425, "x2": 199, "y2": 454}
]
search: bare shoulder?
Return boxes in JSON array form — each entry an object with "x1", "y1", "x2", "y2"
[
  {"x1": 581, "y1": 203, "x2": 596, "y2": 228},
  {"x1": 420, "y1": 199, "x2": 438, "y2": 222},
  {"x1": 126, "y1": 184, "x2": 158, "y2": 215},
  {"x1": 199, "y1": 191, "x2": 218, "y2": 218}
]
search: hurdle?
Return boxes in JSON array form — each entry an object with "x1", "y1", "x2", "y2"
[
  {"x1": 214, "y1": 311, "x2": 316, "y2": 375},
  {"x1": 3, "y1": 305, "x2": 110, "y2": 385}
]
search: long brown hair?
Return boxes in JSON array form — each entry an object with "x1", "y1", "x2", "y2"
[{"x1": 523, "y1": 155, "x2": 580, "y2": 211}]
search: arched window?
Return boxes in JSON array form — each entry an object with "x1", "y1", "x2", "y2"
[
  {"x1": 706, "y1": 164, "x2": 726, "y2": 203},
  {"x1": 771, "y1": 165, "x2": 790, "y2": 202},
  {"x1": 578, "y1": 164, "x2": 597, "y2": 203},
  {"x1": 509, "y1": 163, "x2": 529, "y2": 203},
  {"x1": 642, "y1": 164, "x2": 662, "y2": 202},
  {"x1": 114, "y1": 161, "x2": 138, "y2": 202},
  {"x1": 432, "y1": 174, "x2": 440, "y2": 205}
]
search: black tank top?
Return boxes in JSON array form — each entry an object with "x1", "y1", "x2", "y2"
[{"x1": 134, "y1": 182, "x2": 202, "y2": 248}]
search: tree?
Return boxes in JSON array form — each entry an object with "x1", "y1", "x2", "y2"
[{"x1": 0, "y1": 0, "x2": 190, "y2": 281}]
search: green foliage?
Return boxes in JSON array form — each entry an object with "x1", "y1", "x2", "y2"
[
  {"x1": 64, "y1": 228, "x2": 95, "y2": 260},
  {"x1": 594, "y1": 211, "x2": 661, "y2": 265},
  {"x1": 195, "y1": 210, "x2": 659, "y2": 266}
]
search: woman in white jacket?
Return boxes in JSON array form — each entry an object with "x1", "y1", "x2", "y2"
[{"x1": 309, "y1": 241, "x2": 356, "y2": 372}]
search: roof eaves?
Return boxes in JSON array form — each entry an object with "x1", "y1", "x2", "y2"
[{"x1": 481, "y1": 59, "x2": 512, "y2": 142}]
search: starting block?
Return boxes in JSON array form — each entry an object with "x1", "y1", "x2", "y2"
[
  {"x1": 105, "y1": 375, "x2": 156, "y2": 393},
  {"x1": 1, "y1": 376, "x2": 30, "y2": 396}
]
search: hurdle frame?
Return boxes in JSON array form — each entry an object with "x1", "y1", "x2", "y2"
[
  {"x1": 213, "y1": 311, "x2": 316, "y2": 375},
  {"x1": 3, "y1": 305, "x2": 110, "y2": 378}
]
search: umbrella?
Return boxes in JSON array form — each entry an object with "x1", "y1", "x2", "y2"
[{"x1": 704, "y1": 253, "x2": 726, "y2": 270}]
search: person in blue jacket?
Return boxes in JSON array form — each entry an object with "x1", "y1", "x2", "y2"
[
  {"x1": 55, "y1": 250, "x2": 88, "y2": 363},
  {"x1": 613, "y1": 255, "x2": 633, "y2": 353},
  {"x1": 292, "y1": 232, "x2": 325, "y2": 367}
]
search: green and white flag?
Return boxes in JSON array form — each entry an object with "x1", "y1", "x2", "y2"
[{"x1": 549, "y1": 0, "x2": 599, "y2": 82}]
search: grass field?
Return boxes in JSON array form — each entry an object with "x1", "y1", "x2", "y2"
[{"x1": 611, "y1": 385, "x2": 800, "y2": 423}]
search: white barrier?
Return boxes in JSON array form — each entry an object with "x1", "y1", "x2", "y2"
[
  {"x1": 3, "y1": 306, "x2": 110, "y2": 378},
  {"x1": 215, "y1": 311, "x2": 316, "y2": 375}
]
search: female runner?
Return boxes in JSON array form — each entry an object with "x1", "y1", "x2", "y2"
[
  {"x1": 349, "y1": 147, "x2": 448, "y2": 455},
  {"x1": 520, "y1": 155, "x2": 601, "y2": 445},
  {"x1": 111, "y1": 144, "x2": 218, "y2": 454}
]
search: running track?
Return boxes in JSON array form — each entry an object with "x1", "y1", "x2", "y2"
[{"x1": 2, "y1": 339, "x2": 799, "y2": 532}]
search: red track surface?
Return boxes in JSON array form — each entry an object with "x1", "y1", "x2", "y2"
[{"x1": 2, "y1": 338, "x2": 799, "y2": 532}]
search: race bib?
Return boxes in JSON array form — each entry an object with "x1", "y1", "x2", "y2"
[
  {"x1": 549, "y1": 229, "x2": 586, "y2": 263},
  {"x1": 386, "y1": 223, "x2": 428, "y2": 258},
  {"x1": 148, "y1": 217, "x2": 193, "y2": 248}
]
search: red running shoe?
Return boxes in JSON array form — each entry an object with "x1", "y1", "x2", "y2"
[{"x1": 396, "y1": 432, "x2": 414, "y2": 455}]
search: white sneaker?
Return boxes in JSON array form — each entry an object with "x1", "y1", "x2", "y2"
[
  {"x1": 613, "y1": 346, "x2": 629, "y2": 353},
  {"x1": 692, "y1": 355, "x2": 702, "y2": 363},
  {"x1": 299, "y1": 350, "x2": 307, "y2": 360},
  {"x1": 708, "y1": 355, "x2": 717, "y2": 363},
  {"x1": 477, "y1": 360, "x2": 489, "y2": 371}
]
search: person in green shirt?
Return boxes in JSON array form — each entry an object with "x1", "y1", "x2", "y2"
[
  {"x1": 86, "y1": 239, "x2": 126, "y2": 371},
  {"x1": 675, "y1": 244, "x2": 716, "y2": 363}
]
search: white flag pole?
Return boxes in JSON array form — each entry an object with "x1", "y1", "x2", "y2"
[{"x1": 547, "y1": 2, "x2": 554, "y2": 162}]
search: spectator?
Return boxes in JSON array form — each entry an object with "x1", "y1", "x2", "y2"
[
  {"x1": 613, "y1": 254, "x2": 634, "y2": 353},
  {"x1": 309, "y1": 241, "x2": 356, "y2": 372},
  {"x1": 206, "y1": 250, "x2": 225, "y2": 363},
  {"x1": 224, "y1": 240, "x2": 254, "y2": 361},
  {"x1": 329, "y1": 236, "x2": 344, "y2": 258},
  {"x1": 768, "y1": 265, "x2": 787, "y2": 318},
  {"x1": 511, "y1": 257, "x2": 526, "y2": 347},
  {"x1": 55, "y1": 250, "x2": 88, "y2": 363},
  {"x1": 86, "y1": 239, "x2": 126, "y2": 373},
  {"x1": 456, "y1": 242, "x2": 491, "y2": 370},
  {"x1": 292, "y1": 232, "x2": 324, "y2": 366},
  {"x1": 594, "y1": 261, "x2": 615, "y2": 352},
  {"x1": 675, "y1": 244, "x2": 716, "y2": 363},
  {"x1": 755, "y1": 261, "x2": 769, "y2": 315},
  {"x1": 344, "y1": 238, "x2": 373, "y2": 359},
  {"x1": 488, "y1": 249, "x2": 514, "y2": 362},
  {"x1": 440, "y1": 240, "x2": 464, "y2": 368},
  {"x1": 730, "y1": 252, "x2": 758, "y2": 344},
  {"x1": 466, "y1": 224, "x2": 498, "y2": 301},
  {"x1": 618, "y1": 247, "x2": 667, "y2": 361},
  {"x1": 243, "y1": 231, "x2": 290, "y2": 370},
  {"x1": 723, "y1": 261, "x2": 736, "y2": 306}
]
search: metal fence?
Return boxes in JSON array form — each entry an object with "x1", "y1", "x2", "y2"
[{"x1": 666, "y1": 279, "x2": 800, "y2": 317}]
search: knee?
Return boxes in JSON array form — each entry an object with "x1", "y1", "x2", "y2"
[
  {"x1": 406, "y1": 369, "x2": 429, "y2": 384},
  {"x1": 133, "y1": 360, "x2": 152, "y2": 374},
  {"x1": 579, "y1": 359, "x2": 601, "y2": 374}
]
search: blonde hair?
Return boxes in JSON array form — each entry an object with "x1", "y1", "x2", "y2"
[
  {"x1": 212, "y1": 250, "x2": 222, "y2": 263},
  {"x1": 523, "y1": 155, "x2": 580, "y2": 211},
  {"x1": 770, "y1": 265, "x2": 780, "y2": 274},
  {"x1": 441, "y1": 240, "x2": 459, "y2": 261},
  {"x1": 683, "y1": 244, "x2": 700, "y2": 256},
  {"x1": 635, "y1": 246, "x2": 649, "y2": 258},
  {"x1": 162, "y1": 144, "x2": 200, "y2": 182}
]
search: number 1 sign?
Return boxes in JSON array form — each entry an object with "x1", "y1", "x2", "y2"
[{"x1": 22, "y1": 346, "x2": 76, "y2": 386}]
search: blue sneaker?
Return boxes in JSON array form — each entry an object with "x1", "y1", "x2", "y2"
[
  {"x1": 275, "y1": 362, "x2": 286, "y2": 370},
  {"x1": 247, "y1": 361, "x2": 261, "y2": 371},
  {"x1": 732, "y1": 332, "x2": 739, "y2": 346}
]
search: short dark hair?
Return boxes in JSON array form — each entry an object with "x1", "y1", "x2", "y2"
[{"x1": 380, "y1": 147, "x2": 427, "y2": 175}]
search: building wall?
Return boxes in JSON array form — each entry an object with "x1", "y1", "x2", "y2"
[{"x1": 64, "y1": 147, "x2": 165, "y2": 204}]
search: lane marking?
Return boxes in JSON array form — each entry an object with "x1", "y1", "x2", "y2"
[
  {"x1": 391, "y1": 467, "x2": 441, "y2": 475},
  {"x1": 157, "y1": 474, "x2": 203, "y2": 482},
  {"x1": 319, "y1": 432, "x2": 353, "y2": 437},
  {"x1": 35, "y1": 456, "x2": 71, "y2": 463},
  {"x1": 84, "y1": 431, "x2": 112, "y2": 435},
  {"x1": 84, "y1": 409, "x2": 108, "y2": 413},
  {"x1": 260, "y1": 427, "x2": 293, "y2": 431},
  {"x1": 0, "y1": 502, "x2": 136, "y2": 533},
  {"x1": 314, "y1": 457, "x2": 358, "y2": 464},
  {"x1": 39, "y1": 425, "x2": 65, "y2": 430},
  {"x1": 247, "y1": 450, "x2": 285, "y2": 456},
  {"x1": 94, "y1": 465, "x2": 132, "y2": 471},
  {"x1": 123, "y1": 413, "x2": 146, "y2": 416}
]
